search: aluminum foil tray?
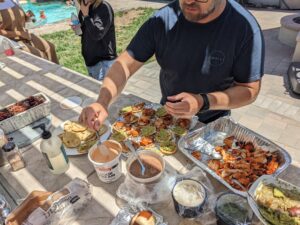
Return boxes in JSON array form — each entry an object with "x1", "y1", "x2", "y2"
[
  {"x1": 178, "y1": 116, "x2": 291, "y2": 197},
  {"x1": 0, "y1": 93, "x2": 51, "y2": 134}
]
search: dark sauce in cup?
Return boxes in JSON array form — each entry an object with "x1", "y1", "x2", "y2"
[{"x1": 129, "y1": 155, "x2": 162, "y2": 179}]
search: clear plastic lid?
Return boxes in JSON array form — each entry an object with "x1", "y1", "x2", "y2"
[{"x1": 215, "y1": 193, "x2": 253, "y2": 225}]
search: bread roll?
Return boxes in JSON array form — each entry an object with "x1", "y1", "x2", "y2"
[{"x1": 130, "y1": 210, "x2": 155, "y2": 225}]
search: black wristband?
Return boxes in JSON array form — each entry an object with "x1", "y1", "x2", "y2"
[{"x1": 199, "y1": 93, "x2": 210, "y2": 112}]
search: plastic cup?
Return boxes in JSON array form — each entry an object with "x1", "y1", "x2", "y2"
[
  {"x1": 126, "y1": 150, "x2": 165, "y2": 184},
  {"x1": 215, "y1": 192, "x2": 253, "y2": 225},
  {"x1": 88, "y1": 140, "x2": 122, "y2": 183},
  {"x1": 172, "y1": 179, "x2": 207, "y2": 218}
]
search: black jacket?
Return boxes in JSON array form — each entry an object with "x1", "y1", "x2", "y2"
[{"x1": 79, "y1": 1, "x2": 117, "y2": 66}]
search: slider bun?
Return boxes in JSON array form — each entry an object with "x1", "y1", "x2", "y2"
[{"x1": 130, "y1": 210, "x2": 155, "y2": 225}]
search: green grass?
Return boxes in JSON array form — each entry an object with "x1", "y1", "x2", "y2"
[{"x1": 42, "y1": 8, "x2": 155, "y2": 75}]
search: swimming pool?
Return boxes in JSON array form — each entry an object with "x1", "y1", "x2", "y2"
[{"x1": 21, "y1": 1, "x2": 77, "y2": 24}]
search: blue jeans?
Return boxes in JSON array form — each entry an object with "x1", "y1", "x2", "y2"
[{"x1": 87, "y1": 59, "x2": 115, "y2": 81}]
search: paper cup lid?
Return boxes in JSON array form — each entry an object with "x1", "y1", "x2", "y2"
[{"x1": 60, "y1": 96, "x2": 82, "y2": 109}]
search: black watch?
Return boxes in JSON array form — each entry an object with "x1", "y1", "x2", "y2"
[{"x1": 199, "y1": 93, "x2": 210, "y2": 112}]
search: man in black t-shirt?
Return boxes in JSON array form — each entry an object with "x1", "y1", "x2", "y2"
[{"x1": 80, "y1": 0, "x2": 265, "y2": 129}]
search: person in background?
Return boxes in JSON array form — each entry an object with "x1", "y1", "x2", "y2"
[
  {"x1": 39, "y1": 10, "x2": 46, "y2": 19},
  {"x1": 0, "y1": 0, "x2": 59, "y2": 63},
  {"x1": 73, "y1": 0, "x2": 117, "y2": 81},
  {"x1": 25, "y1": 10, "x2": 36, "y2": 23},
  {"x1": 66, "y1": 0, "x2": 74, "y2": 6}
]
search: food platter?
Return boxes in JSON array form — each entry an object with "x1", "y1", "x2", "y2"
[
  {"x1": 110, "y1": 102, "x2": 198, "y2": 156},
  {"x1": 178, "y1": 116, "x2": 291, "y2": 197},
  {"x1": 248, "y1": 175, "x2": 300, "y2": 225},
  {"x1": 55, "y1": 119, "x2": 111, "y2": 156}
]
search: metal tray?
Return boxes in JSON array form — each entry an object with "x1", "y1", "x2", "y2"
[
  {"x1": 177, "y1": 116, "x2": 291, "y2": 197},
  {"x1": 248, "y1": 175, "x2": 300, "y2": 225},
  {"x1": 0, "y1": 93, "x2": 51, "y2": 134}
]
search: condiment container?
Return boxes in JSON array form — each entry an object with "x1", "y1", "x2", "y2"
[
  {"x1": 40, "y1": 129, "x2": 69, "y2": 174},
  {"x1": 215, "y1": 192, "x2": 253, "y2": 225},
  {"x1": 126, "y1": 150, "x2": 165, "y2": 184},
  {"x1": 172, "y1": 179, "x2": 207, "y2": 218},
  {"x1": 2, "y1": 139, "x2": 25, "y2": 171},
  {"x1": 0, "y1": 128, "x2": 7, "y2": 167},
  {"x1": 88, "y1": 140, "x2": 123, "y2": 183}
]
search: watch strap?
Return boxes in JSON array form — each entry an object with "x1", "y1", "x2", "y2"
[{"x1": 199, "y1": 93, "x2": 210, "y2": 112}]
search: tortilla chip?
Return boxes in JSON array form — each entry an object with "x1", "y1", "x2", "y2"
[{"x1": 62, "y1": 132, "x2": 81, "y2": 148}]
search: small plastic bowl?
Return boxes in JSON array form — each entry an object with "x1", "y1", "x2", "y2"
[
  {"x1": 215, "y1": 192, "x2": 253, "y2": 225},
  {"x1": 172, "y1": 179, "x2": 207, "y2": 218},
  {"x1": 126, "y1": 150, "x2": 165, "y2": 183}
]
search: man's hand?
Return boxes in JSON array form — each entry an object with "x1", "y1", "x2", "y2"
[
  {"x1": 79, "y1": 102, "x2": 108, "y2": 131},
  {"x1": 165, "y1": 92, "x2": 203, "y2": 118},
  {"x1": 80, "y1": 1, "x2": 92, "y2": 17}
]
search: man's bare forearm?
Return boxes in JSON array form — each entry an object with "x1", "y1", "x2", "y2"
[
  {"x1": 96, "y1": 51, "x2": 143, "y2": 108},
  {"x1": 208, "y1": 80, "x2": 261, "y2": 110}
]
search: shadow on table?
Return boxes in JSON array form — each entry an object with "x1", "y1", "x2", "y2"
[{"x1": 2, "y1": 144, "x2": 115, "y2": 225}]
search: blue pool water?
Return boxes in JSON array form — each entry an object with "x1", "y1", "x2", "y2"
[{"x1": 21, "y1": 1, "x2": 77, "y2": 24}]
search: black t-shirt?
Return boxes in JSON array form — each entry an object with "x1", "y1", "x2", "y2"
[
  {"x1": 79, "y1": 1, "x2": 117, "y2": 66},
  {"x1": 127, "y1": 0, "x2": 265, "y2": 123}
]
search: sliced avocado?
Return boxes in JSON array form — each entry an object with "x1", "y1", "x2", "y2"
[{"x1": 274, "y1": 187, "x2": 285, "y2": 198}]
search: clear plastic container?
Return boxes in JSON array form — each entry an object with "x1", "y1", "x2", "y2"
[
  {"x1": 215, "y1": 192, "x2": 253, "y2": 225},
  {"x1": 0, "y1": 128, "x2": 7, "y2": 167},
  {"x1": 126, "y1": 150, "x2": 165, "y2": 183},
  {"x1": 0, "y1": 193, "x2": 11, "y2": 224},
  {"x1": 2, "y1": 139, "x2": 25, "y2": 171}
]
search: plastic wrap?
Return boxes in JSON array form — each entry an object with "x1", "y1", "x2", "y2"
[
  {"x1": 117, "y1": 164, "x2": 177, "y2": 205},
  {"x1": 0, "y1": 194, "x2": 11, "y2": 225},
  {"x1": 110, "y1": 203, "x2": 167, "y2": 225},
  {"x1": 21, "y1": 178, "x2": 92, "y2": 225},
  {"x1": 215, "y1": 192, "x2": 253, "y2": 225},
  {"x1": 117, "y1": 166, "x2": 218, "y2": 224}
]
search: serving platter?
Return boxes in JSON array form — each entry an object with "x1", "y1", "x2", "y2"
[
  {"x1": 110, "y1": 102, "x2": 198, "y2": 156},
  {"x1": 248, "y1": 175, "x2": 300, "y2": 225},
  {"x1": 178, "y1": 116, "x2": 291, "y2": 197},
  {"x1": 55, "y1": 119, "x2": 111, "y2": 156}
]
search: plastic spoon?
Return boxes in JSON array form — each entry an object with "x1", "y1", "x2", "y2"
[
  {"x1": 124, "y1": 140, "x2": 146, "y2": 176},
  {"x1": 94, "y1": 116, "x2": 108, "y2": 156}
]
